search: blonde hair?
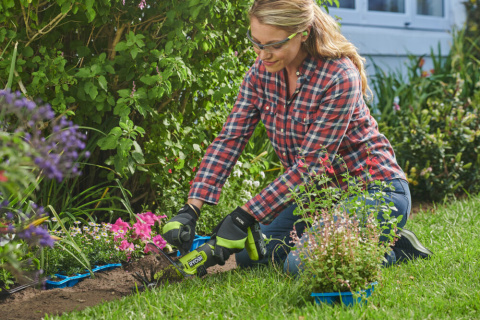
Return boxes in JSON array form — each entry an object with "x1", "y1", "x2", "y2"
[{"x1": 249, "y1": 0, "x2": 372, "y2": 99}]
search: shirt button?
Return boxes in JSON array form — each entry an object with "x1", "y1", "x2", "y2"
[
  {"x1": 295, "y1": 89, "x2": 299, "y2": 93},
  {"x1": 281, "y1": 129, "x2": 284, "y2": 133},
  {"x1": 283, "y1": 152, "x2": 286, "y2": 156},
  {"x1": 266, "y1": 106, "x2": 269, "y2": 110},
  {"x1": 296, "y1": 71, "x2": 300, "y2": 76}
]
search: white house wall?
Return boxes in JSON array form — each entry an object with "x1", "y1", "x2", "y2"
[{"x1": 328, "y1": 0, "x2": 467, "y2": 77}]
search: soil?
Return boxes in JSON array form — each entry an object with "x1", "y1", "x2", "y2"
[{"x1": 0, "y1": 254, "x2": 237, "y2": 320}]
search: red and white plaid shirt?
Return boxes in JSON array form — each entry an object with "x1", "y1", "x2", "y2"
[{"x1": 189, "y1": 55, "x2": 406, "y2": 224}]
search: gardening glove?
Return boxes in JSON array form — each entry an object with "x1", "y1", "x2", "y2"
[
  {"x1": 162, "y1": 204, "x2": 200, "y2": 255},
  {"x1": 210, "y1": 206, "x2": 256, "y2": 265}
]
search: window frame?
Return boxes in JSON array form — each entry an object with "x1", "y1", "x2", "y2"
[{"x1": 327, "y1": 0, "x2": 450, "y2": 31}]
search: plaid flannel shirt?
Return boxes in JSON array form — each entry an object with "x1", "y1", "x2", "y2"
[{"x1": 189, "y1": 55, "x2": 406, "y2": 224}]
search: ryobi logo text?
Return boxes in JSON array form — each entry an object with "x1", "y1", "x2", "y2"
[{"x1": 188, "y1": 255, "x2": 204, "y2": 268}]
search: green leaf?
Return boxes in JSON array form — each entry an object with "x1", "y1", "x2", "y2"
[
  {"x1": 76, "y1": 68, "x2": 91, "y2": 78},
  {"x1": 22, "y1": 46, "x2": 34, "y2": 57},
  {"x1": 115, "y1": 42, "x2": 128, "y2": 52},
  {"x1": 98, "y1": 75, "x2": 108, "y2": 91}
]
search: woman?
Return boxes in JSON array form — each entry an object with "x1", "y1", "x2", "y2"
[{"x1": 162, "y1": 0, "x2": 432, "y2": 273}]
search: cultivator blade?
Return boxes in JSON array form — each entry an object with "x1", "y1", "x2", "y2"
[
  {"x1": 145, "y1": 243, "x2": 191, "y2": 279},
  {"x1": 131, "y1": 243, "x2": 188, "y2": 291}
]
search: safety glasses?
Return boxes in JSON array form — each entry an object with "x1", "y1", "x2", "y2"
[{"x1": 246, "y1": 29, "x2": 303, "y2": 53}]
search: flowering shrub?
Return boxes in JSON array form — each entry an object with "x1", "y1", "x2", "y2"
[
  {"x1": 0, "y1": 89, "x2": 88, "y2": 282},
  {"x1": 289, "y1": 154, "x2": 398, "y2": 294}
]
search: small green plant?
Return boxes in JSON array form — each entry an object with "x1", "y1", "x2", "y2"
[
  {"x1": 42, "y1": 221, "x2": 127, "y2": 277},
  {"x1": 289, "y1": 154, "x2": 399, "y2": 294}
]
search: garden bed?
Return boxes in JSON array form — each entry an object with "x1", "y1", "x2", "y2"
[{"x1": 0, "y1": 254, "x2": 237, "y2": 320}]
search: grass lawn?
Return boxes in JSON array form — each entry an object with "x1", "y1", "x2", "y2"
[{"x1": 47, "y1": 195, "x2": 480, "y2": 320}]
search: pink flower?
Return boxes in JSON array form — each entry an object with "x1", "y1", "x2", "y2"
[
  {"x1": 369, "y1": 168, "x2": 375, "y2": 175},
  {"x1": 130, "y1": 81, "x2": 136, "y2": 98},
  {"x1": 168, "y1": 169, "x2": 172, "y2": 174},
  {"x1": 319, "y1": 154, "x2": 328, "y2": 165},
  {"x1": 189, "y1": 180, "x2": 193, "y2": 186},
  {"x1": 152, "y1": 235, "x2": 167, "y2": 249},
  {"x1": 298, "y1": 159, "x2": 306, "y2": 168},
  {"x1": 136, "y1": 212, "x2": 166, "y2": 225},
  {"x1": 110, "y1": 218, "x2": 131, "y2": 234},
  {"x1": 393, "y1": 103, "x2": 401, "y2": 111},
  {"x1": 119, "y1": 240, "x2": 134, "y2": 251},
  {"x1": 192, "y1": 166, "x2": 197, "y2": 172},
  {"x1": 326, "y1": 166, "x2": 334, "y2": 174},
  {"x1": 132, "y1": 221, "x2": 151, "y2": 241},
  {"x1": 234, "y1": 51, "x2": 238, "y2": 57},
  {"x1": 366, "y1": 157, "x2": 379, "y2": 166},
  {"x1": 0, "y1": 170, "x2": 7, "y2": 182}
]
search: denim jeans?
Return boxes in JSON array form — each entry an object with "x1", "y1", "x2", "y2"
[{"x1": 235, "y1": 178, "x2": 411, "y2": 274}]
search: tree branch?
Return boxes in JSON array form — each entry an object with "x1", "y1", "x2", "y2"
[
  {"x1": 25, "y1": 5, "x2": 73, "y2": 47},
  {"x1": 108, "y1": 23, "x2": 127, "y2": 60}
]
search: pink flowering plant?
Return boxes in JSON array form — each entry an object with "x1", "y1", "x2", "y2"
[
  {"x1": 107, "y1": 212, "x2": 168, "y2": 261},
  {"x1": 288, "y1": 153, "x2": 400, "y2": 294},
  {"x1": 42, "y1": 212, "x2": 168, "y2": 277}
]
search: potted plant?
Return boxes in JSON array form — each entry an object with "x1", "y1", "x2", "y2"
[{"x1": 289, "y1": 154, "x2": 400, "y2": 306}]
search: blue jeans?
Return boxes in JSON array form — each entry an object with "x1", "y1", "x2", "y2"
[{"x1": 235, "y1": 178, "x2": 411, "y2": 274}]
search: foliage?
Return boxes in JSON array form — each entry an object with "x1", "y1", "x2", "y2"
[
  {"x1": 1, "y1": 89, "x2": 88, "y2": 282},
  {"x1": 196, "y1": 156, "x2": 269, "y2": 235},
  {"x1": 0, "y1": 0, "x2": 257, "y2": 213},
  {"x1": 464, "y1": 0, "x2": 480, "y2": 49},
  {"x1": 42, "y1": 221, "x2": 127, "y2": 277},
  {"x1": 369, "y1": 29, "x2": 480, "y2": 201},
  {"x1": 288, "y1": 154, "x2": 398, "y2": 293}
]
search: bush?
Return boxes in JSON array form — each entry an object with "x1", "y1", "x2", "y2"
[{"x1": 369, "y1": 29, "x2": 480, "y2": 201}]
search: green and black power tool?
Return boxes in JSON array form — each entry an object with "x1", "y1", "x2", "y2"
[{"x1": 146, "y1": 221, "x2": 267, "y2": 279}]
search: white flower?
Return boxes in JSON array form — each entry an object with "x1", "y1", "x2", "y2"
[
  {"x1": 243, "y1": 180, "x2": 253, "y2": 187},
  {"x1": 253, "y1": 181, "x2": 260, "y2": 188},
  {"x1": 233, "y1": 169, "x2": 243, "y2": 178},
  {"x1": 259, "y1": 172, "x2": 265, "y2": 179},
  {"x1": 236, "y1": 161, "x2": 243, "y2": 167},
  {"x1": 243, "y1": 191, "x2": 252, "y2": 199}
]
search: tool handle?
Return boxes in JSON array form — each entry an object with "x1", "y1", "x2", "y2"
[{"x1": 245, "y1": 222, "x2": 267, "y2": 261}]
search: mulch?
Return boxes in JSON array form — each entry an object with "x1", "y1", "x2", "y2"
[{"x1": 0, "y1": 254, "x2": 237, "y2": 320}]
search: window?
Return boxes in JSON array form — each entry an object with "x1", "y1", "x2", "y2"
[
  {"x1": 417, "y1": 0, "x2": 444, "y2": 16},
  {"x1": 368, "y1": 0, "x2": 405, "y2": 13},
  {"x1": 326, "y1": 0, "x2": 449, "y2": 30}
]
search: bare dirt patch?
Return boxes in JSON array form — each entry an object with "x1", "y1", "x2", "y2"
[{"x1": 0, "y1": 255, "x2": 237, "y2": 320}]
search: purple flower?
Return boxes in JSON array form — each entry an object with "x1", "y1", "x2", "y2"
[{"x1": 1, "y1": 89, "x2": 89, "y2": 181}]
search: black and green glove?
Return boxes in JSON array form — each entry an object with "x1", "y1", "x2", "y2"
[
  {"x1": 211, "y1": 206, "x2": 256, "y2": 265},
  {"x1": 162, "y1": 204, "x2": 200, "y2": 255}
]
